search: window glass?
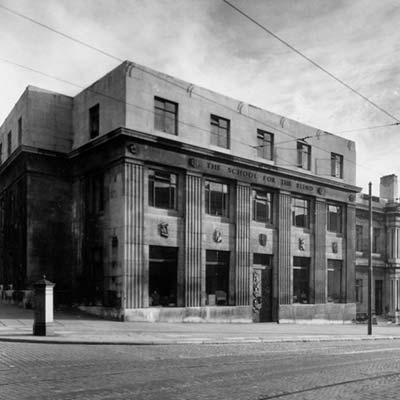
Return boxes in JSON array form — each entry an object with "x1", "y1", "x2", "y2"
[
  {"x1": 331, "y1": 152, "x2": 343, "y2": 178},
  {"x1": 210, "y1": 115, "x2": 230, "y2": 149},
  {"x1": 89, "y1": 104, "x2": 99, "y2": 139},
  {"x1": 154, "y1": 97, "x2": 178, "y2": 135},
  {"x1": 356, "y1": 225, "x2": 363, "y2": 252},
  {"x1": 7, "y1": 131, "x2": 11, "y2": 156},
  {"x1": 355, "y1": 279, "x2": 363, "y2": 303},
  {"x1": 327, "y1": 204, "x2": 342, "y2": 233},
  {"x1": 297, "y1": 141, "x2": 311, "y2": 170},
  {"x1": 149, "y1": 170, "x2": 177, "y2": 210},
  {"x1": 252, "y1": 189, "x2": 272, "y2": 223},
  {"x1": 293, "y1": 257, "x2": 310, "y2": 303},
  {"x1": 292, "y1": 197, "x2": 310, "y2": 228},
  {"x1": 257, "y1": 130, "x2": 273, "y2": 160},
  {"x1": 205, "y1": 180, "x2": 229, "y2": 217},
  {"x1": 206, "y1": 250, "x2": 229, "y2": 306},
  {"x1": 373, "y1": 227, "x2": 381, "y2": 253}
]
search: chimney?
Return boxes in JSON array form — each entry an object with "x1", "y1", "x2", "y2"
[{"x1": 380, "y1": 174, "x2": 398, "y2": 202}]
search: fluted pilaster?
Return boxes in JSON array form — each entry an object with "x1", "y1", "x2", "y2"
[
  {"x1": 185, "y1": 173, "x2": 202, "y2": 306},
  {"x1": 314, "y1": 199, "x2": 326, "y2": 303},
  {"x1": 278, "y1": 192, "x2": 292, "y2": 304},
  {"x1": 123, "y1": 162, "x2": 144, "y2": 309},
  {"x1": 235, "y1": 183, "x2": 251, "y2": 306}
]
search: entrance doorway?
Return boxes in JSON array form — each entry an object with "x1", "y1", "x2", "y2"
[
  {"x1": 149, "y1": 246, "x2": 178, "y2": 307},
  {"x1": 253, "y1": 254, "x2": 273, "y2": 322},
  {"x1": 375, "y1": 279, "x2": 383, "y2": 315}
]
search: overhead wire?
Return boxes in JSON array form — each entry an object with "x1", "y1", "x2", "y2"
[
  {"x1": 222, "y1": 0, "x2": 400, "y2": 124},
  {"x1": 0, "y1": 3, "x2": 391, "y2": 177}
]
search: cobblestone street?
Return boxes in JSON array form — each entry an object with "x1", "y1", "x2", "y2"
[{"x1": 2, "y1": 339, "x2": 400, "y2": 399}]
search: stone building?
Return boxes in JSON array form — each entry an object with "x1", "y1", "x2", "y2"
[
  {"x1": 0, "y1": 61, "x2": 360, "y2": 322},
  {"x1": 355, "y1": 174, "x2": 400, "y2": 323}
]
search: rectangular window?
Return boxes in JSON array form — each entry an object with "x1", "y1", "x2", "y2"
[
  {"x1": 7, "y1": 131, "x2": 11, "y2": 157},
  {"x1": 297, "y1": 141, "x2": 311, "y2": 170},
  {"x1": 355, "y1": 279, "x2": 363, "y2": 303},
  {"x1": 18, "y1": 117, "x2": 22, "y2": 146},
  {"x1": 252, "y1": 189, "x2": 272, "y2": 224},
  {"x1": 331, "y1": 152, "x2": 343, "y2": 178},
  {"x1": 149, "y1": 246, "x2": 178, "y2": 307},
  {"x1": 257, "y1": 130, "x2": 273, "y2": 160},
  {"x1": 293, "y1": 257, "x2": 310, "y2": 304},
  {"x1": 356, "y1": 225, "x2": 363, "y2": 252},
  {"x1": 292, "y1": 197, "x2": 310, "y2": 228},
  {"x1": 328, "y1": 260, "x2": 342, "y2": 303},
  {"x1": 373, "y1": 228, "x2": 381, "y2": 253},
  {"x1": 0, "y1": 143, "x2": 2, "y2": 164},
  {"x1": 327, "y1": 204, "x2": 343, "y2": 233},
  {"x1": 154, "y1": 97, "x2": 178, "y2": 135},
  {"x1": 205, "y1": 180, "x2": 229, "y2": 217},
  {"x1": 206, "y1": 250, "x2": 229, "y2": 306},
  {"x1": 210, "y1": 114, "x2": 230, "y2": 149},
  {"x1": 148, "y1": 170, "x2": 177, "y2": 210},
  {"x1": 89, "y1": 104, "x2": 100, "y2": 139}
]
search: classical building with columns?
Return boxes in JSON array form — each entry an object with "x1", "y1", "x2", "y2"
[
  {"x1": 355, "y1": 174, "x2": 400, "y2": 323},
  {"x1": 0, "y1": 61, "x2": 360, "y2": 322}
]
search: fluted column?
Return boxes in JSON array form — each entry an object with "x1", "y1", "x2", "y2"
[
  {"x1": 184, "y1": 173, "x2": 202, "y2": 307},
  {"x1": 235, "y1": 183, "x2": 251, "y2": 306},
  {"x1": 123, "y1": 162, "x2": 144, "y2": 309},
  {"x1": 278, "y1": 191, "x2": 291, "y2": 304},
  {"x1": 345, "y1": 204, "x2": 356, "y2": 303},
  {"x1": 314, "y1": 199, "x2": 326, "y2": 303}
]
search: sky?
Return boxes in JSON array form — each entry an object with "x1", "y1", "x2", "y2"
[{"x1": 0, "y1": 0, "x2": 399, "y2": 195}]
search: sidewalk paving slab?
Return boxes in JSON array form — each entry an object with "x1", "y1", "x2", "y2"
[{"x1": 1, "y1": 302, "x2": 400, "y2": 345}]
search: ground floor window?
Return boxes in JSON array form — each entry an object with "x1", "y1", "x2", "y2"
[
  {"x1": 328, "y1": 260, "x2": 342, "y2": 303},
  {"x1": 293, "y1": 257, "x2": 310, "y2": 304},
  {"x1": 149, "y1": 246, "x2": 177, "y2": 307},
  {"x1": 206, "y1": 250, "x2": 229, "y2": 306}
]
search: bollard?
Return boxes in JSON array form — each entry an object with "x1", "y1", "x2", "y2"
[{"x1": 33, "y1": 275, "x2": 55, "y2": 336}]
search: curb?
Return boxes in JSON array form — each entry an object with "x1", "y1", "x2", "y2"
[{"x1": 0, "y1": 335, "x2": 399, "y2": 345}]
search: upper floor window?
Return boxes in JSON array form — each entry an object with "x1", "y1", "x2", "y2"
[
  {"x1": 356, "y1": 225, "x2": 363, "y2": 252},
  {"x1": 331, "y1": 152, "x2": 343, "y2": 178},
  {"x1": 373, "y1": 227, "x2": 381, "y2": 253},
  {"x1": 327, "y1": 204, "x2": 343, "y2": 233},
  {"x1": 297, "y1": 141, "x2": 311, "y2": 170},
  {"x1": 7, "y1": 131, "x2": 11, "y2": 157},
  {"x1": 205, "y1": 180, "x2": 229, "y2": 217},
  {"x1": 148, "y1": 169, "x2": 177, "y2": 210},
  {"x1": 257, "y1": 130, "x2": 273, "y2": 160},
  {"x1": 18, "y1": 117, "x2": 22, "y2": 146},
  {"x1": 154, "y1": 97, "x2": 178, "y2": 135},
  {"x1": 210, "y1": 115, "x2": 230, "y2": 149},
  {"x1": 292, "y1": 197, "x2": 310, "y2": 228},
  {"x1": 89, "y1": 104, "x2": 100, "y2": 139},
  {"x1": 252, "y1": 189, "x2": 272, "y2": 224}
]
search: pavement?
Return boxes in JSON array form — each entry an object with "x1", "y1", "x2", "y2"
[{"x1": 1, "y1": 301, "x2": 400, "y2": 345}]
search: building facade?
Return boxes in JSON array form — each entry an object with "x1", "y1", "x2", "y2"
[
  {"x1": 355, "y1": 174, "x2": 400, "y2": 323},
  {"x1": 0, "y1": 61, "x2": 360, "y2": 322}
]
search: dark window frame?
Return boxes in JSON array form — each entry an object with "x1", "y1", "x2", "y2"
[
  {"x1": 148, "y1": 169, "x2": 177, "y2": 210},
  {"x1": 327, "y1": 203, "x2": 343, "y2": 233},
  {"x1": 331, "y1": 152, "x2": 343, "y2": 178},
  {"x1": 356, "y1": 225, "x2": 363, "y2": 252},
  {"x1": 257, "y1": 129, "x2": 273, "y2": 160},
  {"x1": 293, "y1": 256, "x2": 310, "y2": 304},
  {"x1": 18, "y1": 117, "x2": 22, "y2": 146},
  {"x1": 297, "y1": 141, "x2": 311, "y2": 170},
  {"x1": 252, "y1": 189, "x2": 273, "y2": 224},
  {"x1": 154, "y1": 97, "x2": 178, "y2": 135},
  {"x1": 7, "y1": 131, "x2": 11, "y2": 157},
  {"x1": 210, "y1": 114, "x2": 230, "y2": 149},
  {"x1": 206, "y1": 250, "x2": 230, "y2": 306},
  {"x1": 328, "y1": 260, "x2": 342, "y2": 303},
  {"x1": 373, "y1": 227, "x2": 381, "y2": 253},
  {"x1": 355, "y1": 278, "x2": 363, "y2": 303},
  {"x1": 205, "y1": 179, "x2": 229, "y2": 217},
  {"x1": 292, "y1": 197, "x2": 310, "y2": 228},
  {"x1": 89, "y1": 104, "x2": 100, "y2": 139}
]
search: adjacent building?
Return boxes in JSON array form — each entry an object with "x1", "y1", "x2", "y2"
[{"x1": 0, "y1": 61, "x2": 360, "y2": 322}]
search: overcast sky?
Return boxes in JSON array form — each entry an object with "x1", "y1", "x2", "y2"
[{"x1": 1, "y1": 0, "x2": 399, "y2": 194}]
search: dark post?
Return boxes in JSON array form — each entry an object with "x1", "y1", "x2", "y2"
[
  {"x1": 368, "y1": 183, "x2": 373, "y2": 335},
  {"x1": 33, "y1": 275, "x2": 56, "y2": 336}
]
